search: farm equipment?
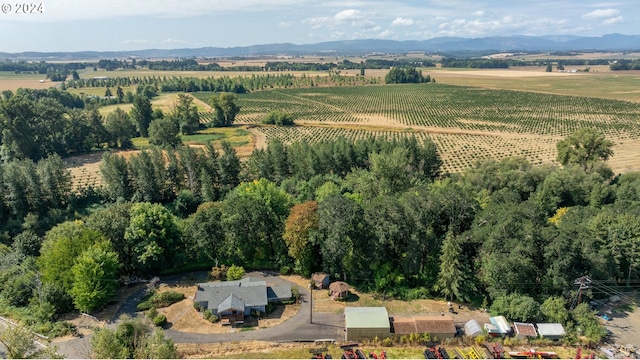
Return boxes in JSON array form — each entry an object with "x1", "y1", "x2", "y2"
[
  {"x1": 340, "y1": 343, "x2": 366, "y2": 359},
  {"x1": 484, "y1": 342, "x2": 505, "y2": 359},
  {"x1": 574, "y1": 348, "x2": 595, "y2": 359},
  {"x1": 310, "y1": 347, "x2": 333, "y2": 359},
  {"x1": 507, "y1": 349, "x2": 558, "y2": 359},
  {"x1": 423, "y1": 347, "x2": 450, "y2": 359},
  {"x1": 369, "y1": 350, "x2": 386, "y2": 359},
  {"x1": 454, "y1": 347, "x2": 485, "y2": 359}
]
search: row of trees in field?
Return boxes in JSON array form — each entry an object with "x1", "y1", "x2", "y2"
[{"x1": 0, "y1": 130, "x2": 631, "y2": 346}]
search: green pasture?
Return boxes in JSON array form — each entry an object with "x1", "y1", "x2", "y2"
[
  {"x1": 0, "y1": 71, "x2": 45, "y2": 80},
  {"x1": 182, "y1": 127, "x2": 251, "y2": 147},
  {"x1": 131, "y1": 127, "x2": 250, "y2": 150}
]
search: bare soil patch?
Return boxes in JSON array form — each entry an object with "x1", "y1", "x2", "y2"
[
  {"x1": 247, "y1": 126, "x2": 267, "y2": 150},
  {"x1": 66, "y1": 150, "x2": 139, "y2": 190}
]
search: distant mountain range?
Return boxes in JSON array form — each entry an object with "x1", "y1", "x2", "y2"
[{"x1": 3, "y1": 33, "x2": 640, "y2": 60}]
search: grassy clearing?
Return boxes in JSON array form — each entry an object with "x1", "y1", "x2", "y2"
[
  {"x1": 181, "y1": 127, "x2": 251, "y2": 147},
  {"x1": 0, "y1": 71, "x2": 45, "y2": 80},
  {"x1": 98, "y1": 93, "x2": 179, "y2": 116}
]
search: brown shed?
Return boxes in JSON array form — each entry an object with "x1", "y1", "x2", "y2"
[
  {"x1": 329, "y1": 281, "x2": 350, "y2": 300},
  {"x1": 390, "y1": 317, "x2": 417, "y2": 334},
  {"x1": 414, "y1": 316, "x2": 456, "y2": 340},
  {"x1": 312, "y1": 273, "x2": 330, "y2": 289},
  {"x1": 513, "y1": 322, "x2": 537, "y2": 339}
]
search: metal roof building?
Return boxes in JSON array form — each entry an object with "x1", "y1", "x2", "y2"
[
  {"x1": 536, "y1": 323, "x2": 566, "y2": 340},
  {"x1": 464, "y1": 319, "x2": 483, "y2": 337},
  {"x1": 344, "y1": 307, "x2": 390, "y2": 341},
  {"x1": 391, "y1": 316, "x2": 456, "y2": 339},
  {"x1": 490, "y1": 316, "x2": 511, "y2": 335}
]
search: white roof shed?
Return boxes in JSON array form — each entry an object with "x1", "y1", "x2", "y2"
[{"x1": 536, "y1": 323, "x2": 566, "y2": 339}]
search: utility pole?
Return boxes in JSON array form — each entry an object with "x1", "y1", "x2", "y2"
[
  {"x1": 572, "y1": 275, "x2": 591, "y2": 309},
  {"x1": 308, "y1": 284, "x2": 313, "y2": 324}
]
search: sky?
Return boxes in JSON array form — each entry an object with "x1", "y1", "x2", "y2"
[{"x1": 0, "y1": 0, "x2": 639, "y2": 53}]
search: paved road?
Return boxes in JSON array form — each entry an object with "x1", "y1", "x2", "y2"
[
  {"x1": 51, "y1": 271, "x2": 345, "y2": 358},
  {"x1": 165, "y1": 271, "x2": 345, "y2": 343}
]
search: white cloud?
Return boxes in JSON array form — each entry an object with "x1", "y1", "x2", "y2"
[
  {"x1": 279, "y1": 21, "x2": 293, "y2": 28},
  {"x1": 378, "y1": 29, "x2": 395, "y2": 38},
  {"x1": 162, "y1": 38, "x2": 188, "y2": 45},
  {"x1": 334, "y1": 9, "x2": 363, "y2": 21},
  {"x1": 603, "y1": 16, "x2": 623, "y2": 25},
  {"x1": 582, "y1": 8, "x2": 620, "y2": 19},
  {"x1": 472, "y1": 10, "x2": 484, "y2": 17},
  {"x1": 390, "y1": 17, "x2": 414, "y2": 27}
]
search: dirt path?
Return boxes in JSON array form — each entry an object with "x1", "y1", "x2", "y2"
[
  {"x1": 247, "y1": 126, "x2": 268, "y2": 150},
  {"x1": 189, "y1": 94, "x2": 213, "y2": 112}
]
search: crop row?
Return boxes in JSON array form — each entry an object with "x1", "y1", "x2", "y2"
[
  {"x1": 230, "y1": 84, "x2": 640, "y2": 139},
  {"x1": 254, "y1": 126, "x2": 558, "y2": 174}
]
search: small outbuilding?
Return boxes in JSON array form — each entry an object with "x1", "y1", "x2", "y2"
[
  {"x1": 329, "y1": 281, "x2": 350, "y2": 300},
  {"x1": 513, "y1": 322, "x2": 537, "y2": 339},
  {"x1": 490, "y1": 316, "x2": 511, "y2": 336},
  {"x1": 464, "y1": 319, "x2": 483, "y2": 337},
  {"x1": 484, "y1": 323, "x2": 501, "y2": 337},
  {"x1": 536, "y1": 323, "x2": 566, "y2": 340},
  {"x1": 344, "y1": 307, "x2": 390, "y2": 341},
  {"x1": 312, "y1": 273, "x2": 330, "y2": 289},
  {"x1": 390, "y1": 317, "x2": 417, "y2": 334},
  {"x1": 414, "y1": 315, "x2": 456, "y2": 340}
]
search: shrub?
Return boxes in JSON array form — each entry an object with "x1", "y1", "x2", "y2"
[
  {"x1": 210, "y1": 265, "x2": 229, "y2": 281},
  {"x1": 226, "y1": 265, "x2": 245, "y2": 281},
  {"x1": 136, "y1": 301, "x2": 152, "y2": 311},
  {"x1": 193, "y1": 302, "x2": 203, "y2": 312},
  {"x1": 150, "y1": 291, "x2": 185, "y2": 308},
  {"x1": 152, "y1": 314, "x2": 167, "y2": 327},
  {"x1": 279, "y1": 265, "x2": 292, "y2": 275},
  {"x1": 262, "y1": 110, "x2": 295, "y2": 126},
  {"x1": 146, "y1": 306, "x2": 158, "y2": 320},
  {"x1": 202, "y1": 309, "x2": 218, "y2": 323}
]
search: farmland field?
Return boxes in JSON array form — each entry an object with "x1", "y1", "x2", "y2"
[
  {"x1": 194, "y1": 83, "x2": 640, "y2": 174},
  {"x1": 0, "y1": 71, "x2": 60, "y2": 91}
]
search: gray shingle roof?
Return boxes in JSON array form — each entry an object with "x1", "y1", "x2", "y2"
[
  {"x1": 196, "y1": 278, "x2": 268, "y2": 311},
  {"x1": 218, "y1": 294, "x2": 245, "y2": 313},
  {"x1": 267, "y1": 285, "x2": 292, "y2": 301}
]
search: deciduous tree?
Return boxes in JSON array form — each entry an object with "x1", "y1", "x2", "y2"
[
  {"x1": 70, "y1": 240, "x2": 121, "y2": 313},
  {"x1": 130, "y1": 95, "x2": 153, "y2": 137},
  {"x1": 208, "y1": 93, "x2": 240, "y2": 127},
  {"x1": 556, "y1": 129, "x2": 614, "y2": 170}
]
